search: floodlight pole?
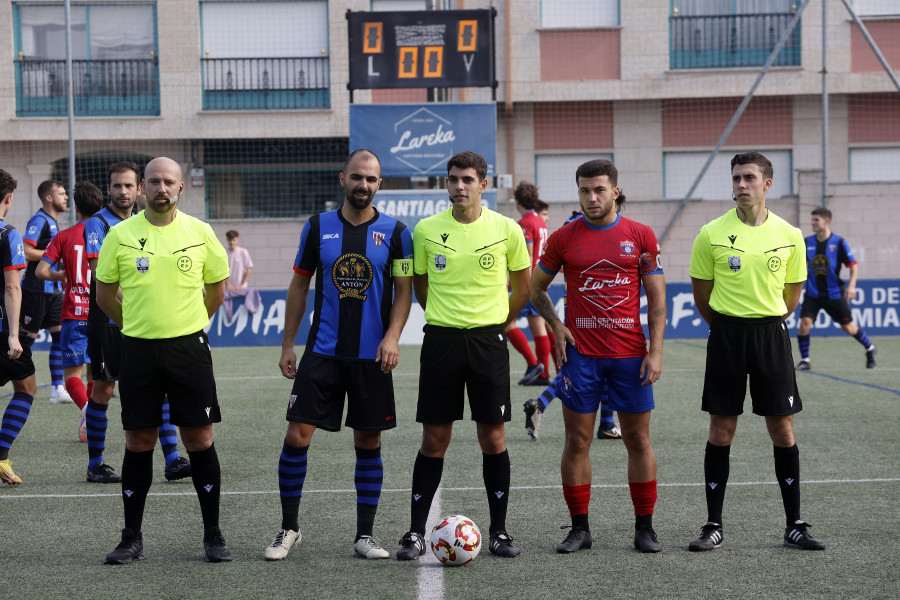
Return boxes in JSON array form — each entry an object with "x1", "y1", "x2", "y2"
[
  {"x1": 821, "y1": 0, "x2": 829, "y2": 207},
  {"x1": 65, "y1": 0, "x2": 76, "y2": 225}
]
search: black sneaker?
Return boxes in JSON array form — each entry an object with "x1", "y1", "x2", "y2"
[
  {"x1": 523, "y1": 399, "x2": 543, "y2": 440},
  {"x1": 164, "y1": 456, "x2": 192, "y2": 481},
  {"x1": 688, "y1": 522, "x2": 723, "y2": 551},
  {"x1": 784, "y1": 520, "x2": 825, "y2": 550},
  {"x1": 526, "y1": 376, "x2": 551, "y2": 387},
  {"x1": 396, "y1": 531, "x2": 426, "y2": 560},
  {"x1": 866, "y1": 346, "x2": 877, "y2": 369},
  {"x1": 795, "y1": 360, "x2": 811, "y2": 371},
  {"x1": 87, "y1": 462, "x2": 122, "y2": 484},
  {"x1": 488, "y1": 530, "x2": 520, "y2": 557},
  {"x1": 634, "y1": 524, "x2": 662, "y2": 553},
  {"x1": 104, "y1": 528, "x2": 144, "y2": 564},
  {"x1": 517, "y1": 362, "x2": 544, "y2": 386},
  {"x1": 556, "y1": 527, "x2": 592, "y2": 553},
  {"x1": 204, "y1": 527, "x2": 233, "y2": 562}
]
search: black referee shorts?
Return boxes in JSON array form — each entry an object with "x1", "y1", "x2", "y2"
[
  {"x1": 702, "y1": 312, "x2": 801, "y2": 417},
  {"x1": 416, "y1": 324, "x2": 511, "y2": 425},
  {"x1": 800, "y1": 295, "x2": 853, "y2": 325}
]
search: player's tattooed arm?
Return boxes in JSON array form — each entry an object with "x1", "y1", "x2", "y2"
[{"x1": 531, "y1": 265, "x2": 574, "y2": 364}]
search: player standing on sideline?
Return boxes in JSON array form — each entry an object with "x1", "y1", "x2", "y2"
[
  {"x1": 21, "y1": 180, "x2": 70, "y2": 403},
  {"x1": 0, "y1": 169, "x2": 35, "y2": 485},
  {"x1": 396, "y1": 151, "x2": 530, "y2": 560},
  {"x1": 505, "y1": 182, "x2": 548, "y2": 386},
  {"x1": 688, "y1": 152, "x2": 825, "y2": 552},
  {"x1": 98, "y1": 157, "x2": 231, "y2": 564},
  {"x1": 36, "y1": 181, "x2": 103, "y2": 443},
  {"x1": 532, "y1": 160, "x2": 666, "y2": 554},
  {"x1": 796, "y1": 207, "x2": 876, "y2": 370},
  {"x1": 264, "y1": 150, "x2": 413, "y2": 561}
]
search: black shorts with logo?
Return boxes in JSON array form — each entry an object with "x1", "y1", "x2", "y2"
[
  {"x1": 416, "y1": 324, "x2": 511, "y2": 425},
  {"x1": 118, "y1": 331, "x2": 221, "y2": 430},
  {"x1": 20, "y1": 290, "x2": 63, "y2": 334},
  {"x1": 800, "y1": 295, "x2": 853, "y2": 325},
  {"x1": 702, "y1": 312, "x2": 801, "y2": 417},
  {"x1": 87, "y1": 325, "x2": 123, "y2": 382},
  {"x1": 287, "y1": 353, "x2": 396, "y2": 432},
  {"x1": 0, "y1": 334, "x2": 36, "y2": 386}
]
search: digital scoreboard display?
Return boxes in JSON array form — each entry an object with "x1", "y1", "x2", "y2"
[{"x1": 347, "y1": 9, "x2": 495, "y2": 90}]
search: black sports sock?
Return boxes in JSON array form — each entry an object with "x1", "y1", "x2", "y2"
[
  {"x1": 483, "y1": 450, "x2": 511, "y2": 534},
  {"x1": 409, "y1": 451, "x2": 444, "y2": 535},
  {"x1": 704, "y1": 441, "x2": 731, "y2": 525},
  {"x1": 354, "y1": 445, "x2": 383, "y2": 539},
  {"x1": 188, "y1": 444, "x2": 222, "y2": 530},
  {"x1": 121, "y1": 448, "x2": 154, "y2": 533},
  {"x1": 278, "y1": 441, "x2": 308, "y2": 532},
  {"x1": 774, "y1": 444, "x2": 801, "y2": 526}
]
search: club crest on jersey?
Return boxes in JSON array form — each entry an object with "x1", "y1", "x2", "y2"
[
  {"x1": 479, "y1": 253, "x2": 495, "y2": 270},
  {"x1": 620, "y1": 241, "x2": 635, "y2": 254},
  {"x1": 767, "y1": 256, "x2": 782, "y2": 272},
  {"x1": 728, "y1": 256, "x2": 741, "y2": 273},
  {"x1": 828, "y1": 244, "x2": 836, "y2": 253},
  {"x1": 136, "y1": 256, "x2": 150, "y2": 274},
  {"x1": 87, "y1": 232, "x2": 100, "y2": 246},
  {"x1": 372, "y1": 231, "x2": 385, "y2": 246},
  {"x1": 435, "y1": 254, "x2": 447, "y2": 271},
  {"x1": 332, "y1": 253, "x2": 373, "y2": 300},
  {"x1": 288, "y1": 394, "x2": 297, "y2": 409}
]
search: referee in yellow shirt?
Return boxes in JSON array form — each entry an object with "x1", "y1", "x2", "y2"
[
  {"x1": 396, "y1": 151, "x2": 531, "y2": 560},
  {"x1": 687, "y1": 152, "x2": 824, "y2": 552},
  {"x1": 95, "y1": 157, "x2": 233, "y2": 564}
]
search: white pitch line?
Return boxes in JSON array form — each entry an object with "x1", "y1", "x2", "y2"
[{"x1": 418, "y1": 487, "x2": 443, "y2": 600}]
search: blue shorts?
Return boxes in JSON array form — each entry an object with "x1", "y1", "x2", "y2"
[
  {"x1": 517, "y1": 301, "x2": 540, "y2": 320},
  {"x1": 558, "y1": 345, "x2": 654, "y2": 414},
  {"x1": 61, "y1": 319, "x2": 90, "y2": 368}
]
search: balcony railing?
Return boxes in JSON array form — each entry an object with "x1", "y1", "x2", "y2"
[
  {"x1": 201, "y1": 57, "x2": 330, "y2": 110},
  {"x1": 14, "y1": 58, "x2": 160, "y2": 117},
  {"x1": 670, "y1": 13, "x2": 801, "y2": 69}
]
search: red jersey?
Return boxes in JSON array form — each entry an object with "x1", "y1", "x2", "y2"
[
  {"x1": 538, "y1": 214, "x2": 662, "y2": 359},
  {"x1": 518, "y1": 210, "x2": 548, "y2": 272},
  {"x1": 41, "y1": 222, "x2": 91, "y2": 320}
]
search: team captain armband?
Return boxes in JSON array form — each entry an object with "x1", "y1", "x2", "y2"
[{"x1": 393, "y1": 257, "x2": 413, "y2": 277}]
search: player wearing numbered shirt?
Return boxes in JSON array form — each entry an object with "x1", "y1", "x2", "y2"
[
  {"x1": 0, "y1": 169, "x2": 35, "y2": 485},
  {"x1": 531, "y1": 159, "x2": 667, "y2": 554},
  {"x1": 97, "y1": 157, "x2": 232, "y2": 564},
  {"x1": 687, "y1": 152, "x2": 825, "y2": 552},
  {"x1": 264, "y1": 150, "x2": 413, "y2": 562},
  {"x1": 396, "y1": 151, "x2": 531, "y2": 561},
  {"x1": 796, "y1": 207, "x2": 876, "y2": 370}
]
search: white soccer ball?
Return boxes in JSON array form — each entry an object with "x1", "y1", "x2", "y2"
[{"x1": 430, "y1": 515, "x2": 481, "y2": 566}]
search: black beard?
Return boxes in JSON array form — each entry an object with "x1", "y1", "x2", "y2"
[{"x1": 346, "y1": 192, "x2": 372, "y2": 210}]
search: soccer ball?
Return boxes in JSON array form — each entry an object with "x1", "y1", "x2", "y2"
[{"x1": 430, "y1": 515, "x2": 481, "y2": 566}]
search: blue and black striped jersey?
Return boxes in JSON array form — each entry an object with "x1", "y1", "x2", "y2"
[{"x1": 805, "y1": 233, "x2": 857, "y2": 300}]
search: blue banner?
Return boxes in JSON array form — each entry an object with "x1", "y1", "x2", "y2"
[
  {"x1": 374, "y1": 189, "x2": 497, "y2": 231},
  {"x1": 349, "y1": 103, "x2": 497, "y2": 177}
]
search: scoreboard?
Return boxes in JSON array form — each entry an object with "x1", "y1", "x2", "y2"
[{"x1": 347, "y1": 9, "x2": 495, "y2": 90}]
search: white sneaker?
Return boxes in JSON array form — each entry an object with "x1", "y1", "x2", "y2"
[
  {"x1": 354, "y1": 535, "x2": 390, "y2": 559},
  {"x1": 264, "y1": 529, "x2": 301, "y2": 560},
  {"x1": 49, "y1": 385, "x2": 73, "y2": 404}
]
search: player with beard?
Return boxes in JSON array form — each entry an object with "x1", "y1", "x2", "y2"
[{"x1": 264, "y1": 149, "x2": 413, "y2": 561}]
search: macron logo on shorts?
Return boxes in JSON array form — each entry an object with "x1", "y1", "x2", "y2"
[{"x1": 205, "y1": 407, "x2": 211, "y2": 417}]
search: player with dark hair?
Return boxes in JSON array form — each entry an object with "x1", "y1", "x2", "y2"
[
  {"x1": 688, "y1": 152, "x2": 824, "y2": 551},
  {"x1": 36, "y1": 181, "x2": 103, "y2": 442},
  {"x1": 396, "y1": 151, "x2": 530, "y2": 560},
  {"x1": 796, "y1": 207, "x2": 876, "y2": 370},
  {"x1": 98, "y1": 157, "x2": 231, "y2": 564},
  {"x1": 0, "y1": 169, "x2": 34, "y2": 485},
  {"x1": 532, "y1": 159, "x2": 666, "y2": 554},
  {"x1": 21, "y1": 179, "x2": 69, "y2": 403},
  {"x1": 264, "y1": 149, "x2": 413, "y2": 561}
]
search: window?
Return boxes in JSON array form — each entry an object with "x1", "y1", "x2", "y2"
[
  {"x1": 663, "y1": 150, "x2": 792, "y2": 200},
  {"x1": 13, "y1": 2, "x2": 159, "y2": 116},
  {"x1": 536, "y1": 154, "x2": 613, "y2": 203},
  {"x1": 371, "y1": 0, "x2": 427, "y2": 10},
  {"x1": 200, "y1": 1, "x2": 329, "y2": 110},
  {"x1": 849, "y1": 148, "x2": 900, "y2": 182},
  {"x1": 541, "y1": 0, "x2": 618, "y2": 28}
]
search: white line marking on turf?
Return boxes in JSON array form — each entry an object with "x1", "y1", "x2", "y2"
[
  {"x1": 2, "y1": 478, "x2": 897, "y2": 500},
  {"x1": 418, "y1": 487, "x2": 443, "y2": 600}
]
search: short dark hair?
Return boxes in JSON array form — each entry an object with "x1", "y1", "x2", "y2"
[
  {"x1": 73, "y1": 181, "x2": 103, "y2": 217},
  {"x1": 447, "y1": 151, "x2": 488, "y2": 181},
  {"x1": 108, "y1": 161, "x2": 141, "y2": 184},
  {"x1": 575, "y1": 159, "x2": 618, "y2": 186},
  {"x1": 811, "y1": 207, "x2": 832, "y2": 221},
  {"x1": 514, "y1": 181, "x2": 539, "y2": 210},
  {"x1": 0, "y1": 169, "x2": 17, "y2": 199},
  {"x1": 38, "y1": 180, "x2": 64, "y2": 202},
  {"x1": 730, "y1": 152, "x2": 773, "y2": 180},
  {"x1": 343, "y1": 149, "x2": 381, "y2": 173},
  {"x1": 225, "y1": 230, "x2": 239, "y2": 240},
  {"x1": 534, "y1": 198, "x2": 549, "y2": 213},
  {"x1": 616, "y1": 190, "x2": 626, "y2": 212}
]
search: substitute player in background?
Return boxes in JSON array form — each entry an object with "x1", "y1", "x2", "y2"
[
  {"x1": 36, "y1": 181, "x2": 103, "y2": 443},
  {"x1": 0, "y1": 169, "x2": 35, "y2": 485},
  {"x1": 264, "y1": 149, "x2": 413, "y2": 561},
  {"x1": 796, "y1": 207, "x2": 876, "y2": 370},
  {"x1": 532, "y1": 160, "x2": 666, "y2": 554},
  {"x1": 21, "y1": 180, "x2": 69, "y2": 403},
  {"x1": 688, "y1": 152, "x2": 824, "y2": 552},
  {"x1": 396, "y1": 151, "x2": 530, "y2": 560},
  {"x1": 98, "y1": 157, "x2": 231, "y2": 564}
]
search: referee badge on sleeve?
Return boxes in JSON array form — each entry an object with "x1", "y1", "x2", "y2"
[{"x1": 136, "y1": 256, "x2": 150, "y2": 274}]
